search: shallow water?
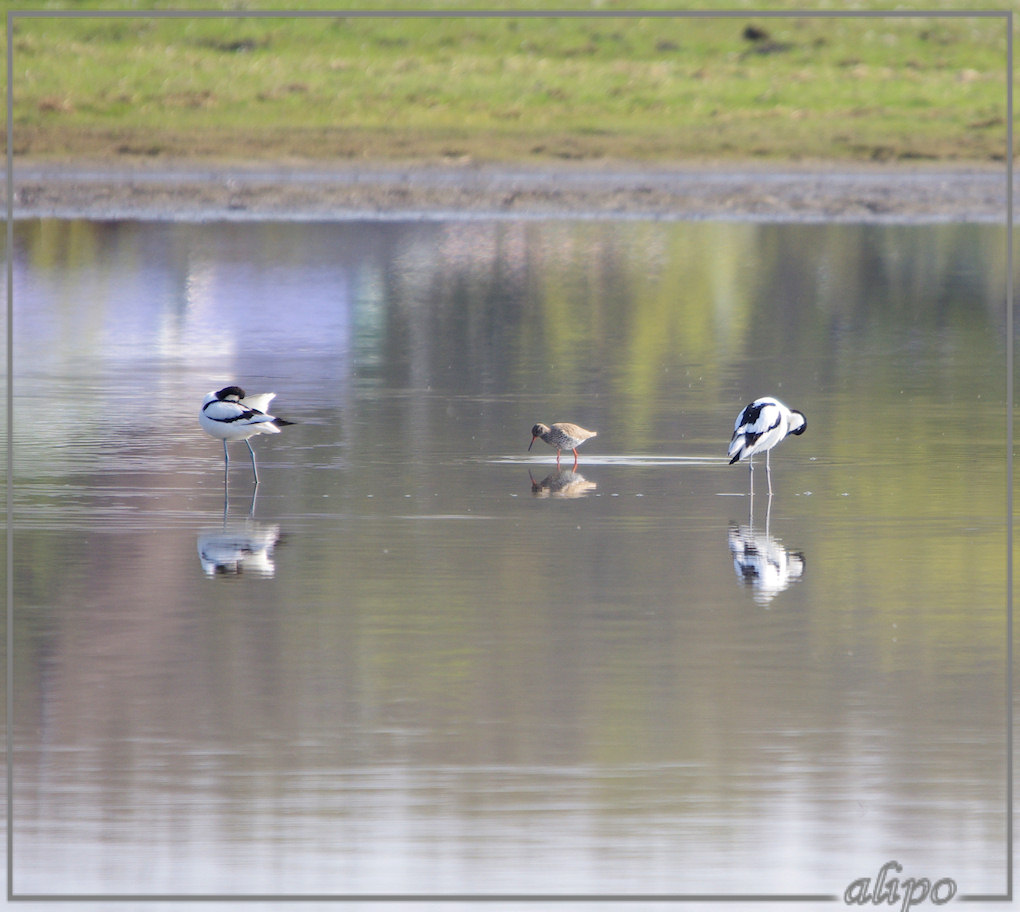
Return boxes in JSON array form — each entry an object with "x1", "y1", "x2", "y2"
[{"x1": 8, "y1": 218, "x2": 1009, "y2": 899}]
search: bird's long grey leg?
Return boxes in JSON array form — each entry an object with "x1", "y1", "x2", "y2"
[
  {"x1": 222, "y1": 440, "x2": 230, "y2": 483},
  {"x1": 766, "y1": 449, "x2": 773, "y2": 497},
  {"x1": 246, "y1": 439, "x2": 260, "y2": 485}
]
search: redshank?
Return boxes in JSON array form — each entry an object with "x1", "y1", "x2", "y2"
[{"x1": 528, "y1": 422, "x2": 597, "y2": 468}]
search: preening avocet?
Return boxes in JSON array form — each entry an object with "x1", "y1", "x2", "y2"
[
  {"x1": 199, "y1": 386, "x2": 293, "y2": 484},
  {"x1": 528, "y1": 422, "x2": 597, "y2": 469},
  {"x1": 728, "y1": 396, "x2": 806, "y2": 495}
]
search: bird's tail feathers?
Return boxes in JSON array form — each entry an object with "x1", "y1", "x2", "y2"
[
  {"x1": 727, "y1": 435, "x2": 744, "y2": 462},
  {"x1": 240, "y1": 392, "x2": 276, "y2": 413}
]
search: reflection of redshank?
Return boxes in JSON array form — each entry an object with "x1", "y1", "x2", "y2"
[
  {"x1": 528, "y1": 422, "x2": 597, "y2": 468},
  {"x1": 529, "y1": 469, "x2": 598, "y2": 499}
]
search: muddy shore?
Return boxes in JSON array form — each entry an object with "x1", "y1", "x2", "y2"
[{"x1": 8, "y1": 160, "x2": 1012, "y2": 222}]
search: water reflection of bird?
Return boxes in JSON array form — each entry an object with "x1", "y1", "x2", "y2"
[
  {"x1": 529, "y1": 469, "x2": 597, "y2": 498},
  {"x1": 728, "y1": 521, "x2": 805, "y2": 606},
  {"x1": 198, "y1": 486, "x2": 282, "y2": 577},
  {"x1": 728, "y1": 396, "x2": 806, "y2": 495},
  {"x1": 529, "y1": 422, "x2": 597, "y2": 469},
  {"x1": 200, "y1": 386, "x2": 294, "y2": 484},
  {"x1": 198, "y1": 523, "x2": 282, "y2": 577}
]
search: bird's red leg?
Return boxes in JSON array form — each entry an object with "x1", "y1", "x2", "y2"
[{"x1": 572, "y1": 448, "x2": 579, "y2": 469}]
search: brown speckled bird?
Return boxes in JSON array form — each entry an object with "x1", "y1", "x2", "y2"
[{"x1": 528, "y1": 422, "x2": 597, "y2": 468}]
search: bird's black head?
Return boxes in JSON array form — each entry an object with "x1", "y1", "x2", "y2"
[
  {"x1": 528, "y1": 424, "x2": 549, "y2": 451},
  {"x1": 790, "y1": 410, "x2": 807, "y2": 435},
  {"x1": 216, "y1": 386, "x2": 246, "y2": 401}
]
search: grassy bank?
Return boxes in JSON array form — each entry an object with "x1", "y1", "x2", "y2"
[{"x1": 6, "y1": 1, "x2": 1013, "y2": 166}]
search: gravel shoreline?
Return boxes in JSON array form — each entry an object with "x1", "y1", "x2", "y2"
[{"x1": 8, "y1": 160, "x2": 1012, "y2": 223}]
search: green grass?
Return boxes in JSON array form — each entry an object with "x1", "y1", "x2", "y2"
[{"x1": 5, "y1": 1, "x2": 1013, "y2": 165}]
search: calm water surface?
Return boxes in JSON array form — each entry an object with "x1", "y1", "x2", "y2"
[{"x1": 9, "y1": 218, "x2": 1009, "y2": 900}]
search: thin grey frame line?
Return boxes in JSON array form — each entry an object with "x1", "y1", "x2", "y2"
[
  {"x1": 1009, "y1": 15, "x2": 1014, "y2": 904},
  {"x1": 3, "y1": 5, "x2": 1015, "y2": 905},
  {"x1": 5, "y1": 8, "x2": 14, "y2": 908},
  {"x1": 4, "y1": 7, "x2": 1014, "y2": 17},
  {"x1": 0, "y1": 899, "x2": 842, "y2": 906}
]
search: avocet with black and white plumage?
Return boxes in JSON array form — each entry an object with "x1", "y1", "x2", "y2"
[
  {"x1": 728, "y1": 396, "x2": 806, "y2": 495},
  {"x1": 199, "y1": 386, "x2": 294, "y2": 484}
]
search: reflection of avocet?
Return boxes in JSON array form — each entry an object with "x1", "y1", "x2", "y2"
[
  {"x1": 198, "y1": 523, "x2": 281, "y2": 577},
  {"x1": 529, "y1": 469, "x2": 597, "y2": 498},
  {"x1": 199, "y1": 386, "x2": 294, "y2": 484},
  {"x1": 728, "y1": 397, "x2": 806, "y2": 495},
  {"x1": 727, "y1": 498, "x2": 805, "y2": 606},
  {"x1": 197, "y1": 486, "x2": 281, "y2": 578}
]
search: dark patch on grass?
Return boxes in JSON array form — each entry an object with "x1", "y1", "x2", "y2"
[
  {"x1": 741, "y1": 40, "x2": 794, "y2": 57},
  {"x1": 116, "y1": 143, "x2": 164, "y2": 156},
  {"x1": 968, "y1": 117, "x2": 1003, "y2": 130},
  {"x1": 741, "y1": 23, "x2": 793, "y2": 56},
  {"x1": 199, "y1": 37, "x2": 266, "y2": 53}
]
